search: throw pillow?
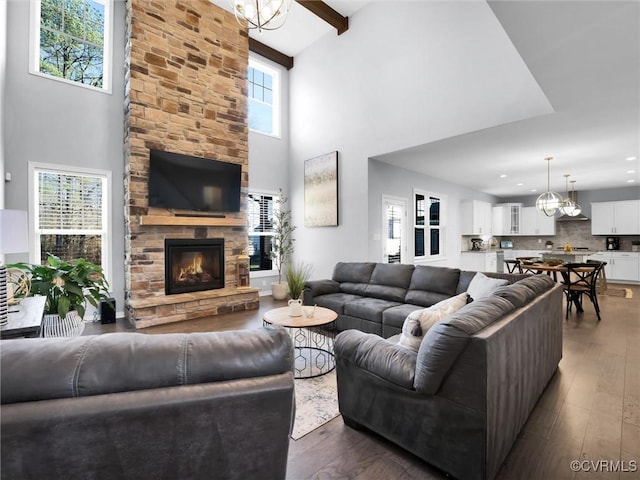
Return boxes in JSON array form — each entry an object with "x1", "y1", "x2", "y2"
[
  {"x1": 467, "y1": 272, "x2": 509, "y2": 301},
  {"x1": 397, "y1": 292, "x2": 468, "y2": 352}
]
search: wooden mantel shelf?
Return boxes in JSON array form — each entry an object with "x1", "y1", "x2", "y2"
[{"x1": 139, "y1": 215, "x2": 245, "y2": 227}]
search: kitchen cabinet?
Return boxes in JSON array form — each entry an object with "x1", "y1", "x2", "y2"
[
  {"x1": 520, "y1": 206, "x2": 556, "y2": 236},
  {"x1": 492, "y1": 203, "x2": 521, "y2": 235},
  {"x1": 585, "y1": 252, "x2": 640, "y2": 283},
  {"x1": 460, "y1": 251, "x2": 499, "y2": 272},
  {"x1": 591, "y1": 200, "x2": 640, "y2": 235},
  {"x1": 462, "y1": 200, "x2": 492, "y2": 235}
]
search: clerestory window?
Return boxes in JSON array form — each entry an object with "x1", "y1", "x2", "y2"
[
  {"x1": 248, "y1": 58, "x2": 280, "y2": 137},
  {"x1": 30, "y1": 0, "x2": 113, "y2": 93}
]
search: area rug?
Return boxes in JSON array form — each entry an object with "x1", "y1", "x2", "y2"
[
  {"x1": 292, "y1": 370, "x2": 340, "y2": 440},
  {"x1": 602, "y1": 288, "x2": 633, "y2": 299}
]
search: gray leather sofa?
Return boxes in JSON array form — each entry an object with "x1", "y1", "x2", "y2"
[
  {"x1": 334, "y1": 273, "x2": 562, "y2": 480},
  {"x1": 303, "y1": 262, "x2": 525, "y2": 338},
  {"x1": 1, "y1": 328, "x2": 295, "y2": 480}
]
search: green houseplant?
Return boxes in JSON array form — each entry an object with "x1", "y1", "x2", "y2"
[
  {"x1": 8, "y1": 254, "x2": 111, "y2": 320},
  {"x1": 286, "y1": 261, "x2": 312, "y2": 301},
  {"x1": 270, "y1": 189, "x2": 296, "y2": 300}
]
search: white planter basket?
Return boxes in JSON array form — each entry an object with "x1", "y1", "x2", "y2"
[{"x1": 42, "y1": 311, "x2": 85, "y2": 338}]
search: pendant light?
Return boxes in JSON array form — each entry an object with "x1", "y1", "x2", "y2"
[
  {"x1": 567, "y1": 180, "x2": 582, "y2": 217},
  {"x1": 535, "y1": 157, "x2": 563, "y2": 216},
  {"x1": 560, "y1": 174, "x2": 578, "y2": 216}
]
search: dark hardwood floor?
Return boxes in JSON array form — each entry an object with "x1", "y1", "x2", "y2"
[{"x1": 85, "y1": 284, "x2": 640, "y2": 479}]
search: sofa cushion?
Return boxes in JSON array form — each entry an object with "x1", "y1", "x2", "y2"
[
  {"x1": 414, "y1": 295, "x2": 516, "y2": 394},
  {"x1": 518, "y1": 274, "x2": 556, "y2": 294},
  {"x1": 381, "y1": 304, "x2": 425, "y2": 331},
  {"x1": 340, "y1": 282, "x2": 370, "y2": 296},
  {"x1": 491, "y1": 283, "x2": 536, "y2": 308},
  {"x1": 405, "y1": 266, "x2": 460, "y2": 306},
  {"x1": 397, "y1": 293, "x2": 469, "y2": 352},
  {"x1": 314, "y1": 292, "x2": 365, "y2": 314},
  {"x1": 466, "y1": 272, "x2": 509, "y2": 301},
  {"x1": 363, "y1": 263, "x2": 415, "y2": 302},
  {"x1": 344, "y1": 297, "x2": 402, "y2": 322},
  {"x1": 332, "y1": 262, "x2": 376, "y2": 283}
]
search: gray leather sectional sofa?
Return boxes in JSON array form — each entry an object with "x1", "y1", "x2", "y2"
[
  {"x1": 303, "y1": 261, "x2": 526, "y2": 337},
  {"x1": 306, "y1": 262, "x2": 563, "y2": 480},
  {"x1": 1, "y1": 328, "x2": 295, "y2": 480}
]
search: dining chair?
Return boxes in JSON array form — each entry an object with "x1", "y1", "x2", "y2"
[
  {"x1": 562, "y1": 262, "x2": 604, "y2": 321},
  {"x1": 586, "y1": 259, "x2": 608, "y2": 293},
  {"x1": 504, "y1": 259, "x2": 522, "y2": 274}
]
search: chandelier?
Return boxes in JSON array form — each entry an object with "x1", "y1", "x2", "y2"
[
  {"x1": 231, "y1": 0, "x2": 292, "y2": 33},
  {"x1": 535, "y1": 157, "x2": 563, "y2": 217}
]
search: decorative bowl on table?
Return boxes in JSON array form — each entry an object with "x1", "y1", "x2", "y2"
[{"x1": 545, "y1": 258, "x2": 564, "y2": 266}]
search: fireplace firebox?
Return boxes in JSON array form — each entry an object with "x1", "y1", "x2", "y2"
[{"x1": 165, "y1": 239, "x2": 224, "y2": 295}]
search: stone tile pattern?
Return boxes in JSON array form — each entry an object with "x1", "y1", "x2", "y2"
[{"x1": 123, "y1": 0, "x2": 257, "y2": 328}]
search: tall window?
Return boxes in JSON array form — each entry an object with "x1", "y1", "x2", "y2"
[
  {"x1": 414, "y1": 190, "x2": 445, "y2": 260},
  {"x1": 30, "y1": 0, "x2": 113, "y2": 92},
  {"x1": 30, "y1": 164, "x2": 111, "y2": 279},
  {"x1": 247, "y1": 192, "x2": 276, "y2": 273},
  {"x1": 248, "y1": 59, "x2": 280, "y2": 137}
]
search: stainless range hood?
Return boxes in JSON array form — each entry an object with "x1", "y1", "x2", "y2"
[{"x1": 556, "y1": 212, "x2": 589, "y2": 221}]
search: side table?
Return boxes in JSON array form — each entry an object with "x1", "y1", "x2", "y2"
[
  {"x1": 263, "y1": 306, "x2": 337, "y2": 379},
  {"x1": 0, "y1": 296, "x2": 46, "y2": 339}
]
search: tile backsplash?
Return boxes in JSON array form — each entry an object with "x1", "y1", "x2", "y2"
[{"x1": 501, "y1": 220, "x2": 640, "y2": 251}]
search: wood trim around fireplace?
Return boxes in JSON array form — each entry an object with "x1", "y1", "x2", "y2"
[{"x1": 139, "y1": 215, "x2": 246, "y2": 227}]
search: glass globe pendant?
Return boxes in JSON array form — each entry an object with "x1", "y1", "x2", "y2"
[
  {"x1": 535, "y1": 157, "x2": 563, "y2": 217},
  {"x1": 566, "y1": 180, "x2": 582, "y2": 216},
  {"x1": 560, "y1": 174, "x2": 578, "y2": 215}
]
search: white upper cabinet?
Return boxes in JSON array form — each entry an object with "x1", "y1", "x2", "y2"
[
  {"x1": 591, "y1": 200, "x2": 640, "y2": 235},
  {"x1": 461, "y1": 200, "x2": 492, "y2": 235},
  {"x1": 492, "y1": 204, "x2": 521, "y2": 236},
  {"x1": 520, "y1": 206, "x2": 556, "y2": 236}
]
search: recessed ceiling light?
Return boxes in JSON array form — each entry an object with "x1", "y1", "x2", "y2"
[
  {"x1": 499, "y1": 174, "x2": 507, "y2": 178},
  {"x1": 626, "y1": 156, "x2": 637, "y2": 161},
  {"x1": 627, "y1": 170, "x2": 636, "y2": 174},
  {"x1": 531, "y1": 189, "x2": 537, "y2": 192},
  {"x1": 627, "y1": 179, "x2": 636, "y2": 183},
  {"x1": 517, "y1": 183, "x2": 524, "y2": 186}
]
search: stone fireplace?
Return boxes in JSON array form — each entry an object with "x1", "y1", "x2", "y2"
[{"x1": 123, "y1": 0, "x2": 258, "y2": 328}]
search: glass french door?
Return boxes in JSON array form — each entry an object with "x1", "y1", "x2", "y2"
[{"x1": 382, "y1": 196, "x2": 407, "y2": 264}]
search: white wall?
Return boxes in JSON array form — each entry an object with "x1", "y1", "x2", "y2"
[
  {"x1": 4, "y1": 0, "x2": 126, "y2": 312},
  {"x1": 288, "y1": 1, "x2": 551, "y2": 280},
  {"x1": 0, "y1": 0, "x2": 6, "y2": 209},
  {"x1": 368, "y1": 159, "x2": 497, "y2": 267}
]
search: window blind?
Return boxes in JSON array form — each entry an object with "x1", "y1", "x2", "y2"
[{"x1": 38, "y1": 172, "x2": 104, "y2": 231}]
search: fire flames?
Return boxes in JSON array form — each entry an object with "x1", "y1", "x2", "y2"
[{"x1": 176, "y1": 254, "x2": 212, "y2": 284}]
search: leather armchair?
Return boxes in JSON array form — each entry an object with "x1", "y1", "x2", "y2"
[{"x1": 1, "y1": 327, "x2": 295, "y2": 480}]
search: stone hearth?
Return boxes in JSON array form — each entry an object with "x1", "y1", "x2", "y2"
[{"x1": 123, "y1": 0, "x2": 258, "y2": 328}]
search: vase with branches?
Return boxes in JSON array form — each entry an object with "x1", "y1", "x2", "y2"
[{"x1": 270, "y1": 189, "x2": 295, "y2": 300}]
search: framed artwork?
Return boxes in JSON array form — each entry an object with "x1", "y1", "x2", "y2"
[{"x1": 304, "y1": 151, "x2": 339, "y2": 227}]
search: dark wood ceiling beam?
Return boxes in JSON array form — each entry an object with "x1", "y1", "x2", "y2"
[
  {"x1": 248, "y1": 38, "x2": 294, "y2": 70},
  {"x1": 296, "y1": 1, "x2": 349, "y2": 35}
]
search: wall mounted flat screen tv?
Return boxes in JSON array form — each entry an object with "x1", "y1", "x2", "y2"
[{"x1": 148, "y1": 150, "x2": 242, "y2": 212}]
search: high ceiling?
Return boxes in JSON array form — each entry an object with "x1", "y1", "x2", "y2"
[{"x1": 213, "y1": 0, "x2": 640, "y2": 198}]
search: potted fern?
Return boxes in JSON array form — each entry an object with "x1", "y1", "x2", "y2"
[
  {"x1": 270, "y1": 189, "x2": 295, "y2": 300},
  {"x1": 8, "y1": 254, "x2": 112, "y2": 336}
]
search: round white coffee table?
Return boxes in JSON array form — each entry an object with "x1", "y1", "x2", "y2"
[{"x1": 263, "y1": 306, "x2": 337, "y2": 379}]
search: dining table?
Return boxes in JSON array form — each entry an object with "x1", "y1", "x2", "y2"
[{"x1": 519, "y1": 261, "x2": 597, "y2": 313}]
